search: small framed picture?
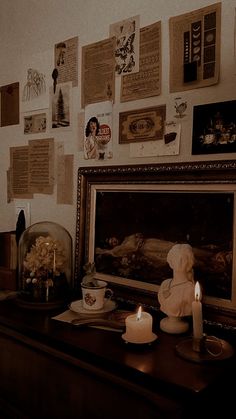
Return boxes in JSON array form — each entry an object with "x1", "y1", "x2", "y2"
[{"x1": 192, "y1": 100, "x2": 236, "y2": 155}]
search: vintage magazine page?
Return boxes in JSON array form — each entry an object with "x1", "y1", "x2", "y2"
[
  {"x1": 121, "y1": 21, "x2": 161, "y2": 102},
  {"x1": 110, "y1": 15, "x2": 140, "y2": 76},
  {"x1": 54, "y1": 36, "x2": 78, "y2": 87},
  {"x1": 81, "y1": 38, "x2": 116, "y2": 108},
  {"x1": 169, "y1": 2, "x2": 221, "y2": 92},
  {"x1": 84, "y1": 101, "x2": 113, "y2": 160}
]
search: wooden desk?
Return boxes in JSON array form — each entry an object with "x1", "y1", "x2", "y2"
[{"x1": 0, "y1": 298, "x2": 235, "y2": 419}]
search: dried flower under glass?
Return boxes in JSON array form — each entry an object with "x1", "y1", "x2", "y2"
[
  {"x1": 18, "y1": 222, "x2": 72, "y2": 304},
  {"x1": 23, "y1": 235, "x2": 67, "y2": 301}
]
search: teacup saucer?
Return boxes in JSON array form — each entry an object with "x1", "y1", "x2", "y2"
[{"x1": 69, "y1": 298, "x2": 117, "y2": 315}]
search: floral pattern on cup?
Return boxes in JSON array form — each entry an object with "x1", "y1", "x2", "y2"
[
  {"x1": 81, "y1": 280, "x2": 113, "y2": 311},
  {"x1": 84, "y1": 293, "x2": 96, "y2": 306}
]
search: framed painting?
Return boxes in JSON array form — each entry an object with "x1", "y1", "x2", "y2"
[
  {"x1": 75, "y1": 160, "x2": 236, "y2": 314},
  {"x1": 192, "y1": 100, "x2": 236, "y2": 155}
]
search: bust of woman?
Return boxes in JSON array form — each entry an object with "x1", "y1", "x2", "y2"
[{"x1": 158, "y1": 243, "x2": 195, "y2": 334}]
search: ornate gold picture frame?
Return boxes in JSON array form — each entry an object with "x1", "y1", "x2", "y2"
[{"x1": 75, "y1": 160, "x2": 236, "y2": 314}]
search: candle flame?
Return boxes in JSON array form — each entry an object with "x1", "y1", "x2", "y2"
[
  {"x1": 137, "y1": 306, "x2": 142, "y2": 321},
  {"x1": 194, "y1": 281, "x2": 201, "y2": 301}
]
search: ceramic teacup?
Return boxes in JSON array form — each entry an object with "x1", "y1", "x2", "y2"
[{"x1": 81, "y1": 280, "x2": 113, "y2": 311}]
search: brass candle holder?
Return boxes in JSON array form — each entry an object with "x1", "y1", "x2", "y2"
[{"x1": 176, "y1": 334, "x2": 234, "y2": 363}]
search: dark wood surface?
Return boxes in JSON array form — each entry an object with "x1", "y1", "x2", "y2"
[{"x1": 0, "y1": 297, "x2": 235, "y2": 419}]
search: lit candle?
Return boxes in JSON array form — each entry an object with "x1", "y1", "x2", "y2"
[
  {"x1": 45, "y1": 279, "x2": 49, "y2": 302},
  {"x1": 192, "y1": 281, "x2": 203, "y2": 340},
  {"x1": 53, "y1": 249, "x2": 56, "y2": 276},
  {"x1": 124, "y1": 306, "x2": 154, "y2": 343}
]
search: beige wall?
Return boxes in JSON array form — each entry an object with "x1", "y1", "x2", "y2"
[{"x1": 0, "y1": 0, "x2": 235, "y2": 256}]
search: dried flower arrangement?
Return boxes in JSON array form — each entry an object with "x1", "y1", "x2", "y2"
[{"x1": 22, "y1": 235, "x2": 68, "y2": 302}]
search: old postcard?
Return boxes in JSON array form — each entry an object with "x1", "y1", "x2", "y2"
[
  {"x1": 119, "y1": 105, "x2": 166, "y2": 144},
  {"x1": 130, "y1": 121, "x2": 180, "y2": 157},
  {"x1": 121, "y1": 21, "x2": 161, "y2": 102},
  {"x1": 24, "y1": 112, "x2": 46, "y2": 134}
]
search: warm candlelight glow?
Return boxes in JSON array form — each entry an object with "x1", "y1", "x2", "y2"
[
  {"x1": 192, "y1": 281, "x2": 203, "y2": 345},
  {"x1": 123, "y1": 307, "x2": 155, "y2": 343},
  {"x1": 137, "y1": 306, "x2": 142, "y2": 321},
  {"x1": 194, "y1": 281, "x2": 201, "y2": 301}
]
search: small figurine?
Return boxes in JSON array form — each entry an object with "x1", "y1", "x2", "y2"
[{"x1": 158, "y1": 243, "x2": 195, "y2": 334}]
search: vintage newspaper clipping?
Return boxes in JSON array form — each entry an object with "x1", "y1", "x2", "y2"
[
  {"x1": 28, "y1": 138, "x2": 54, "y2": 194},
  {"x1": 81, "y1": 37, "x2": 116, "y2": 108},
  {"x1": 54, "y1": 36, "x2": 78, "y2": 87},
  {"x1": 57, "y1": 154, "x2": 74, "y2": 205},
  {"x1": 121, "y1": 21, "x2": 161, "y2": 102},
  {"x1": 10, "y1": 146, "x2": 33, "y2": 198},
  {"x1": 169, "y1": 2, "x2": 221, "y2": 93}
]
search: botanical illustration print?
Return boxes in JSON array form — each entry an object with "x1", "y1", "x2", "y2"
[
  {"x1": 23, "y1": 68, "x2": 46, "y2": 101},
  {"x1": 51, "y1": 82, "x2": 71, "y2": 129}
]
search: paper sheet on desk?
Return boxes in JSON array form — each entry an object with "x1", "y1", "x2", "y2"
[
  {"x1": 52, "y1": 309, "x2": 124, "y2": 332},
  {"x1": 0, "y1": 291, "x2": 18, "y2": 301}
]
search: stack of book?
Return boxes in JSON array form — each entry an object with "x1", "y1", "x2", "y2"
[{"x1": 0, "y1": 231, "x2": 18, "y2": 290}]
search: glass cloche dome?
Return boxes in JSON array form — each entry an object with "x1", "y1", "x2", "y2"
[{"x1": 18, "y1": 221, "x2": 72, "y2": 307}]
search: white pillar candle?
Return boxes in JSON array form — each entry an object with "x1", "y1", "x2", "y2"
[
  {"x1": 125, "y1": 306, "x2": 154, "y2": 343},
  {"x1": 192, "y1": 281, "x2": 203, "y2": 340}
]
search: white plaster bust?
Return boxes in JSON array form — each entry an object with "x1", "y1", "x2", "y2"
[{"x1": 158, "y1": 243, "x2": 195, "y2": 333}]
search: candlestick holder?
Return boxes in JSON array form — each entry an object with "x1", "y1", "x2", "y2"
[
  {"x1": 122, "y1": 332, "x2": 158, "y2": 345},
  {"x1": 175, "y1": 334, "x2": 234, "y2": 363}
]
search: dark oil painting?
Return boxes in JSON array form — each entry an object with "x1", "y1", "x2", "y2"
[{"x1": 94, "y1": 190, "x2": 234, "y2": 300}]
